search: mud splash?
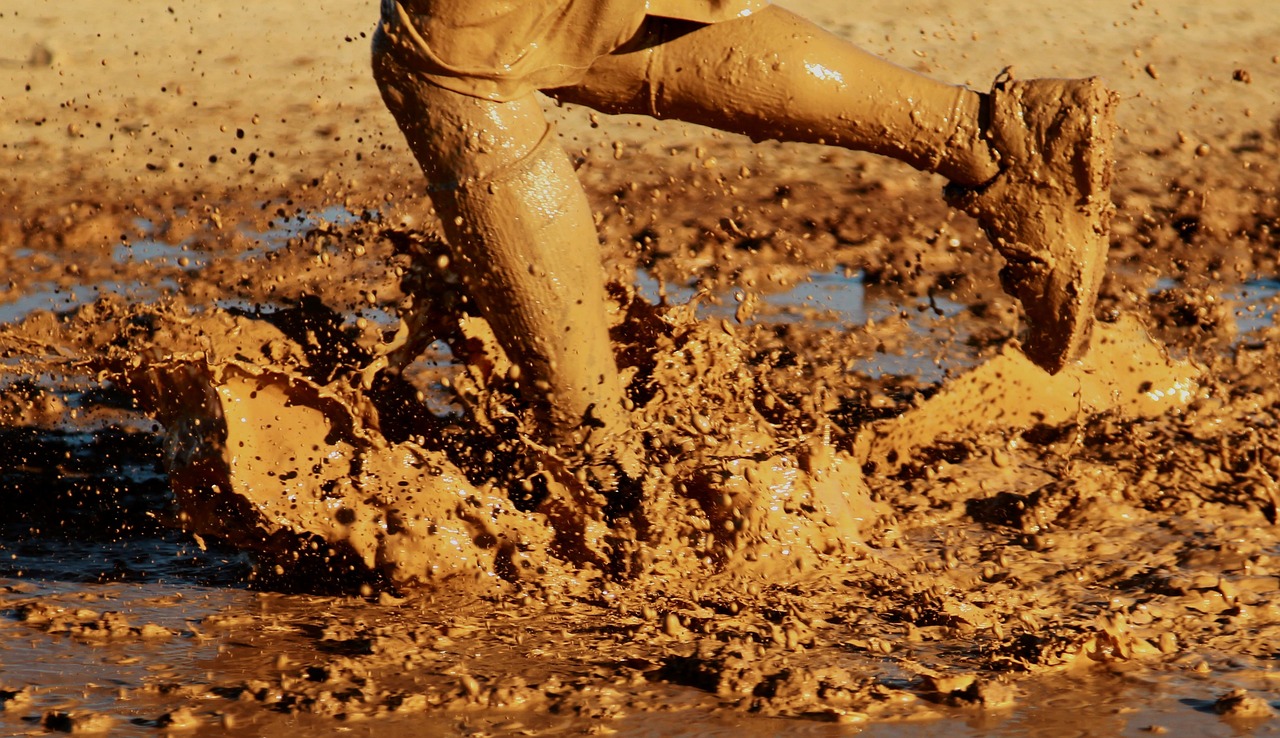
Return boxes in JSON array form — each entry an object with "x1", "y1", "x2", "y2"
[
  {"x1": 11, "y1": 160, "x2": 1177, "y2": 601},
  {"x1": 3, "y1": 196, "x2": 1279, "y2": 733},
  {"x1": 860, "y1": 314, "x2": 1198, "y2": 473},
  {"x1": 92, "y1": 266, "x2": 881, "y2": 591}
]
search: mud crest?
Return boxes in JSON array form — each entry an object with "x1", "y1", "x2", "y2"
[{"x1": 93, "y1": 268, "x2": 879, "y2": 592}]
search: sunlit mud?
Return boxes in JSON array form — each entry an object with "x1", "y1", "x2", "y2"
[{"x1": 3, "y1": 0, "x2": 1280, "y2": 734}]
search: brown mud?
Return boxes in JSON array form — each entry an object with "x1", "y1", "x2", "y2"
[{"x1": 2, "y1": 0, "x2": 1280, "y2": 735}]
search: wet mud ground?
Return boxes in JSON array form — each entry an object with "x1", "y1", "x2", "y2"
[{"x1": 4, "y1": 0, "x2": 1280, "y2": 735}]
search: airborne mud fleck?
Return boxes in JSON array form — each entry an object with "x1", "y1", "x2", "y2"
[{"x1": 2, "y1": 0, "x2": 1280, "y2": 735}]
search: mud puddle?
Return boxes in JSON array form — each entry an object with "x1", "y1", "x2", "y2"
[
  {"x1": 2, "y1": 575, "x2": 1277, "y2": 738},
  {"x1": 1, "y1": 194, "x2": 1278, "y2": 735},
  {"x1": 638, "y1": 268, "x2": 975, "y2": 384},
  {"x1": 5, "y1": 93, "x2": 1280, "y2": 738}
]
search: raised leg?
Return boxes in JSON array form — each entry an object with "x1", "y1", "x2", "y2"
[
  {"x1": 554, "y1": 7, "x2": 1116, "y2": 372},
  {"x1": 551, "y1": 6, "x2": 999, "y2": 186}
]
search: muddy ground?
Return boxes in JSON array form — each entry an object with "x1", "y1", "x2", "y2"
[{"x1": 1, "y1": 0, "x2": 1279, "y2": 735}]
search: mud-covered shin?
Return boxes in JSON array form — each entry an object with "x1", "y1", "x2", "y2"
[{"x1": 372, "y1": 36, "x2": 629, "y2": 449}]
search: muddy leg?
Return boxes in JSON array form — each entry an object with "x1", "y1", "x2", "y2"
[
  {"x1": 555, "y1": 8, "x2": 1116, "y2": 372},
  {"x1": 551, "y1": 6, "x2": 999, "y2": 186},
  {"x1": 372, "y1": 37, "x2": 627, "y2": 448}
]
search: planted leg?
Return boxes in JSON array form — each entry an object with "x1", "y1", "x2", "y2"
[{"x1": 372, "y1": 35, "x2": 627, "y2": 446}]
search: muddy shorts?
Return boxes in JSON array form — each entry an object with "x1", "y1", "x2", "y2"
[{"x1": 378, "y1": 0, "x2": 767, "y2": 101}]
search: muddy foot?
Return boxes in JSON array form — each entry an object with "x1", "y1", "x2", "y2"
[{"x1": 946, "y1": 74, "x2": 1118, "y2": 374}]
